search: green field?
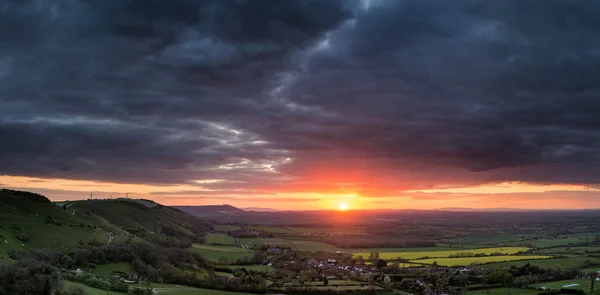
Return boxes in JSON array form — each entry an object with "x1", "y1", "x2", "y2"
[
  {"x1": 214, "y1": 225, "x2": 242, "y2": 232},
  {"x1": 537, "y1": 246, "x2": 600, "y2": 254},
  {"x1": 188, "y1": 244, "x2": 253, "y2": 262},
  {"x1": 353, "y1": 247, "x2": 530, "y2": 260},
  {"x1": 239, "y1": 237, "x2": 339, "y2": 251},
  {"x1": 512, "y1": 238, "x2": 578, "y2": 248},
  {"x1": 467, "y1": 287, "x2": 538, "y2": 294},
  {"x1": 290, "y1": 227, "x2": 368, "y2": 235},
  {"x1": 414, "y1": 255, "x2": 551, "y2": 266},
  {"x1": 246, "y1": 225, "x2": 294, "y2": 234},
  {"x1": 206, "y1": 233, "x2": 237, "y2": 245},
  {"x1": 582, "y1": 266, "x2": 600, "y2": 273},
  {"x1": 90, "y1": 262, "x2": 134, "y2": 278},
  {"x1": 287, "y1": 279, "x2": 383, "y2": 291},
  {"x1": 482, "y1": 256, "x2": 600, "y2": 269},
  {"x1": 534, "y1": 278, "x2": 600, "y2": 294},
  {"x1": 150, "y1": 283, "x2": 255, "y2": 294},
  {"x1": 62, "y1": 280, "x2": 128, "y2": 295},
  {"x1": 452, "y1": 234, "x2": 536, "y2": 245}
]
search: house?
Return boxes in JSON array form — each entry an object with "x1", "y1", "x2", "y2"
[{"x1": 71, "y1": 269, "x2": 84, "y2": 276}]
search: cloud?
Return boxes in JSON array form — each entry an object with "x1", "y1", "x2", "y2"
[{"x1": 2, "y1": 0, "x2": 600, "y2": 205}]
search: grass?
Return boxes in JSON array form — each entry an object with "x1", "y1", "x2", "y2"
[
  {"x1": 290, "y1": 227, "x2": 368, "y2": 235},
  {"x1": 90, "y1": 262, "x2": 134, "y2": 278},
  {"x1": 352, "y1": 247, "x2": 530, "y2": 260},
  {"x1": 188, "y1": 244, "x2": 253, "y2": 262},
  {"x1": 287, "y1": 279, "x2": 383, "y2": 291},
  {"x1": 534, "y1": 278, "x2": 600, "y2": 294},
  {"x1": 246, "y1": 225, "x2": 294, "y2": 234},
  {"x1": 482, "y1": 256, "x2": 600, "y2": 269},
  {"x1": 414, "y1": 255, "x2": 551, "y2": 266},
  {"x1": 62, "y1": 280, "x2": 128, "y2": 295},
  {"x1": 452, "y1": 234, "x2": 536, "y2": 245},
  {"x1": 214, "y1": 225, "x2": 241, "y2": 232},
  {"x1": 582, "y1": 266, "x2": 600, "y2": 273},
  {"x1": 239, "y1": 237, "x2": 339, "y2": 251},
  {"x1": 467, "y1": 287, "x2": 538, "y2": 294},
  {"x1": 537, "y1": 247, "x2": 600, "y2": 255},
  {"x1": 206, "y1": 233, "x2": 237, "y2": 245},
  {"x1": 149, "y1": 283, "x2": 255, "y2": 294}
]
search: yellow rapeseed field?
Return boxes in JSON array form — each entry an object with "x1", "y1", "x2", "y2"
[{"x1": 413, "y1": 255, "x2": 551, "y2": 266}]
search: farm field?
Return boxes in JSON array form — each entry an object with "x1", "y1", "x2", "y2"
[
  {"x1": 290, "y1": 227, "x2": 368, "y2": 235},
  {"x1": 149, "y1": 283, "x2": 255, "y2": 295},
  {"x1": 414, "y1": 255, "x2": 551, "y2": 266},
  {"x1": 62, "y1": 280, "x2": 128, "y2": 295},
  {"x1": 537, "y1": 246, "x2": 600, "y2": 254},
  {"x1": 352, "y1": 247, "x2": 530, "y2": 260},
  {"x1": 188, "y1": 244, "x2": 253, "y2": 262},
  {"x1": 213, "y1": 225, "x2": 242, "y2": 232},
  {"x1": 286, "y1": 279, "x2": 383, "y2": 291},
  {"x1": 534, "y1": 278, "x2": 600, "y2": 294},
  {"x1": 90, "y1": 262, "x2": 134, "y2": 277},
  {"x1": 482, "y1": 256, "x2": 600, "y2": 269},
  {"x1": 451, "y1": 234, "x2": 536, "y2": 245},
  {"x1": 467, "y1": 287, "x2": 538, "y2": 294},
  {"x1": 503, "y1": 238, "x2": 579, "y2": 248},
  {"x1": 351, "y1": 246, "x2": 468, "y2": 254},
  {"x1": 206, "y1": 233, "x2": 237, "y2": 245},
  {"x1": 238, "y1": 237, "x2": 340, "y2": 251},
  {"x1": 246, "y1": 225, "x2": 295, "y2": 234},
  {"x1": 582, "y1": 266, "x2": 600, "y2": 273}
]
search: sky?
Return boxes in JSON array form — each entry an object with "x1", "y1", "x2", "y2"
[{"x1": 2, "y1": 0, "x2": 600, "y2": 210}]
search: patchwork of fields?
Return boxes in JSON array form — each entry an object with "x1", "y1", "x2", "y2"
[
  {"x1": 206, "y1": 233, "x2": 237, "y2": 245},
  {"x1": 63, "y1": 280, "x2": 257, "y2": 295},
  {"x1": 482, "y1": 256, "x2": 600, "y2": 269},
  {"x1": 238, "y1": 237, "x2": 340, "y2": 251},
  {"x1": 415, "y1": 255, "x2": 551, "y2": 266},
  {"x1": 188, "y1": 244, "x2": 254, "y2": 262},
  {"x1": 534, "y1": 279, "x2": 600, "y2": 294},
  {"x1": 352, "y1": 247, "x2": 530, "y2": 260}
]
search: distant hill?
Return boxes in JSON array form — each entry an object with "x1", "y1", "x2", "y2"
[
  {"x1": 242, "y1": 207, "x2": 279, "y2": 212},
  {"x1": 174, "y1": 205, "x2": 245, "y2": 216},
  {"x1": 0, "y1": 189, "x2": 211, "y2": 261}
]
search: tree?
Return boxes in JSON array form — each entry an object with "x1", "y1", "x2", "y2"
[
  {"x1": 0, "y1": 259, "x2": 62, "y2": 295},
  {"x1": 432, "y1": 261, "x2": 439, "y2": 269},
  {"x1": 590, "y1": 272, "x2": 598, "y2": 293},
  {"x1": 376, "y1": 259, "x2": 387, "y2": 269},
  {"x1": 384, "y1": 275, "x2": 392, "y2": 284}
]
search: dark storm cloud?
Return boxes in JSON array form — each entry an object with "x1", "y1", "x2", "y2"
[
  {"x1": 2, "y1": 0, "x2": 600, "y2": 194},
  {"x1": 0, "y1": 0, "x2": 350, "y2": 185},
  {"x1": 263, "y1": 0, "x2": 600, "y2": 186}
]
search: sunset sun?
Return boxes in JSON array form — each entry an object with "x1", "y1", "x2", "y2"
[{"x1": 338, "y1": 202, "x2": 348, "y2": 211}]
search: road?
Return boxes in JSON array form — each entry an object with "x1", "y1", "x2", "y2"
[{"x1": 107, "y1": 232, "x2": 115, "y2": 245}]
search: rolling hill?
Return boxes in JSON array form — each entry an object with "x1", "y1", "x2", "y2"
[
  {"x1": 0, "y1": 189, "x2": 212, "y2": 261},
  {"x1": 174, "y1": 205, "x2": 245, "y2": 216}
]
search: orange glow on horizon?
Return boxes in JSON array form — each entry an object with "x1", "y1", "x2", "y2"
[{"x1": 1, "y1": 175, "x2": 599, "y2": 210}]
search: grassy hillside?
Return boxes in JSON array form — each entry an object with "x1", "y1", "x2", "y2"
[
  {"x1": 0, "y1": 189, "x2": 109, "y2": 261},
  {"x1": 69, "y1": 198, "x2": 213, "y2": 247},
  {"x1": 0, "y1": 189, "x2": 212, "y2": 261}
]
